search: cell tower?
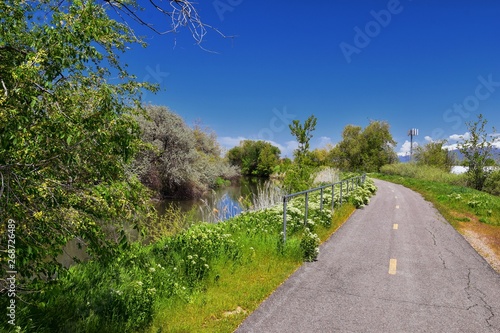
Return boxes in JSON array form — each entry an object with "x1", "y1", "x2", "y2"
[{"x1": 408, "y1": 128, "x2": 418, "y2": 161}]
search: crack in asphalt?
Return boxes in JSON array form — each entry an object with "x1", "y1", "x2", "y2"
[
  {"x1": 426, "y1": 227, "x2": 437, "y2": 246},
  {"x1": 464, "y1": 268, "x2": 497, "y2": 328},
  {"x1": 426, "y1": 227, "x2": 447, "y2": 268},
  {"x1": 301, "y1": 285, "x2": 465, "y2": 312}
]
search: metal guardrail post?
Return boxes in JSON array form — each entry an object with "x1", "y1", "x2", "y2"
[
  {"x1": 304, "y1": 192, "x2": 309, "y2": 226},
  {"x1": 339, "y1": 180, "x2": 343, "y2": 204},
  {"x1": 331, "y1": 183, "x2": 335, "y2": 213},
  {"x1": 320, "y1": 187, "x2": 324, "y2": 212},
  {"x1": 283, "y1": 196, "x2": 287, "y2": 242}
]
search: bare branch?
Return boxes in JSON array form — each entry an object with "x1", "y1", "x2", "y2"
[{"x1": 105, "y1": 0, "x2": 234, "y2": 48}]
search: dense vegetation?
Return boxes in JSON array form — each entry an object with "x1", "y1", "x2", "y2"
[
  {"x1": 1, "y1": 0, "x2": 157, "y2": 289},
  {"x1": 413, "y1": 140, "x2": 457, "y2": 171},
  {"x1": 226, "y1": 140, "x2": 280, "y2": 178},
  {"x1": 329, "y1": 120, "x2": 398, "y2": 172},
  {"x1": 131, "y1": 105, "x2": 238, "y2": 199}
]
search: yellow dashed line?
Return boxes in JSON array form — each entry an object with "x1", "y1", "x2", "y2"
[
  {"x1": 393, "y1": 224, "x2": 398, "y2": 230},
  {"x1": 389, "y1": 259, "x2": 397, "y2": 275},
  {"x1": 396, "y1": 205, "x2": 399, "y2": 209}
]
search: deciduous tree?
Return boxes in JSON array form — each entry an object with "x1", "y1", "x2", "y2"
[
  {"x1": 330, "y1": 121, "x2": 397, "y2": 172},
  {"x1": 226, "y1": 140, "x2": 280, "y2": 177},
  {"x1": 458, "y1": 114, "x2": 497, "y2": 190},
  {"x1": 414, "y1": 140, "x2": 456, "y2": 171},
  {"x1": 0, "y1": 0, "x2": 212, "y2": 288}
]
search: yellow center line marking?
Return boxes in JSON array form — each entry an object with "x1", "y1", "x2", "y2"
[
  {"x1": 389, "y1": 259, "x2": 397, "y2": 275},
  {"x1": 396, "y1": 205, "x2": 399, "y2": 209},
  {"x1": 393, "y1": 224, "x2": 398, "y2": 230}
]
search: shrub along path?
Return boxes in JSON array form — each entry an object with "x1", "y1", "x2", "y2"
[{"x1": 236, "y1": 179, "x2": 500, "y2": 332}]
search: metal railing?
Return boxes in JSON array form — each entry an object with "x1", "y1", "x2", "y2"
[{"x1": 282, "y1": 174, "x2": 366, "y2": 241}]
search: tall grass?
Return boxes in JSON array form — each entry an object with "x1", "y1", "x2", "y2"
[
  {"x1": 250, "y1": 180, "x2": 286, "y2": 211},
  {"x1": 380, "y1": 163, "x2": 466, "y2": 186},
  {"x1": 313, "y1": 167, "x2": 341, "y2": 185}
]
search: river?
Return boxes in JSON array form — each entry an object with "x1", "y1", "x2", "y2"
[{"x1": 156, "y1": 177, "x2": 283, "y2": 223}]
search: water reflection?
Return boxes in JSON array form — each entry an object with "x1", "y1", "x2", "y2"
[{"x1": 157, "y1": 177, "x2": 275, "y2": 222}]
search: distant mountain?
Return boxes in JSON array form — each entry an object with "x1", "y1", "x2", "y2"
[{"x1": 398, "y1": 148, "x2": 500, "y2": 164}]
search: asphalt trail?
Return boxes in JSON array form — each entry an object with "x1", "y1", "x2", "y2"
[{"x1": 236, "y1": 179, "x2": 500, "y2": 332}]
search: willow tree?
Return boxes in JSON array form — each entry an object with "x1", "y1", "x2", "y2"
[{"x1": 0, "y1": 0, "x2": 211, "y2": 288}]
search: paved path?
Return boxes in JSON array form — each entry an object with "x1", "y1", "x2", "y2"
[{"x1": 236, "y1": 179, "x2": 500, "y2": 332}]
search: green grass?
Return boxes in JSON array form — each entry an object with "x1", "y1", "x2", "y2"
[{"x1": 148, "y1": 204, "x2": 356, "y2": 333}]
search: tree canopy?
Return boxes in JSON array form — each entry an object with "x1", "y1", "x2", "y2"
[
  {"x1": 414, "y1": 140, "x2": 456, "y2": 171},
  {"x1": 226, "y1": 140, "x2": 281, "y2": 177},
  {"x1": 131, "y1": 105, "x2": 237, "y2": 198},
  {"x1": 330, "y1": 121, "x2": 397, "y2": 172}
]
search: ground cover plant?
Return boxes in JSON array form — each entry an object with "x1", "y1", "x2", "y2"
[{"x1": 3, "y1": 176, "x2": 376, "y2": 333}]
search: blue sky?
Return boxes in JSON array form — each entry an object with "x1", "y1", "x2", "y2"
[{"x1": 120, "y1": 0, "x2": 500, "y2": 158}]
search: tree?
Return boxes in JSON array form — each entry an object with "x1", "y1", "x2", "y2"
[
  {"x1": 289, "y1": 115, "x2": 318, "y2": 162},
  {"x1": 132, "y1": 105, "x2": 237, "y2": 198},
  {"x1": 330, "y1": 121, "x2": 397, "y2": 172},
  {"x1": 226, "y1": 140, "x2": 280, "y2": 177},
  {"x1": 414, "y1": 140, "x2": 456, "y2": 171},
  {"x1": 458, "y1": 114, "x2": 497, "y2": 191},
  {"x1": 310, "y1": 144, "x2": 335, "y2": 167},
  {"x1": 283, "y1": 115, "x2": 318, "y2": 192},
  {"x1": 0, "y1": 0, "x2": 210, "y2": 288}
]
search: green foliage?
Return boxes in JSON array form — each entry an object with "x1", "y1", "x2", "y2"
[
  {"x1": 300, "y1": 228, "x2": 320, "y2": 262},
  {"x1": 289, "y1": 114, "x2": 317, "y2": 160},
  {"x1": 483, "y1": 170, "x2": 500, "y2": 196},
  {"x1": 283, "y1": 115, "x2": 318, "y2": 192},
  {"x1": 0, "y1": 0, "x2": 156, "y2": 287},
  {"x1": 282, "y1": 162, "x2": 315, "y2": 192},
  {"x1": 458, "y1": 114, "x2": 497, "y2": 191},
  {"x1": 226, "y1": 140, "x2": 280, "y2": 177},
  {"x1": 414, "y1": 140, "x2": 457, "y2": 171},
  {"x1": 330, "y1": 121, "x2": 398, "y2": 172},
  {"x1": 131, "y1": 105, "x2": 238, "y2": 198}
]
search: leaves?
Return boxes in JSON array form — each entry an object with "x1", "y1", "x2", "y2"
[{"x1": 0, "y1": 0, "x2": 153, "y2": 287}]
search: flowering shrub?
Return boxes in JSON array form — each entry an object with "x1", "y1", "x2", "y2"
[{"x1": 300, "y1": 228, "x2": 320, "y2": 261}]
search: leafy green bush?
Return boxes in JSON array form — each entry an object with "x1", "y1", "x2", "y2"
[
  {"x1": 483, "y1": 170, "x2": 500, "y2": 196},
  {"x1": 300, "y1": 228, "x2": 320, "y2": 261}
]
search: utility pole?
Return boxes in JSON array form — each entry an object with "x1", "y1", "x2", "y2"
[{"x1": 408, "y1": 128, "x2": 418, "y2": 162}]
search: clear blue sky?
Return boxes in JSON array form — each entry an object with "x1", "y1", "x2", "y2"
[{"x1": 120, "y1": 0, "x2": 500, "y2": 158}]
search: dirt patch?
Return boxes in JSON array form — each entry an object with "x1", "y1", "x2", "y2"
[
  {"x1": 222, "y1": 306, "x2": 247, "y2": 317},
  {"x1": 458, "y1": 221, "x2": 500, "y2": 273}
]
